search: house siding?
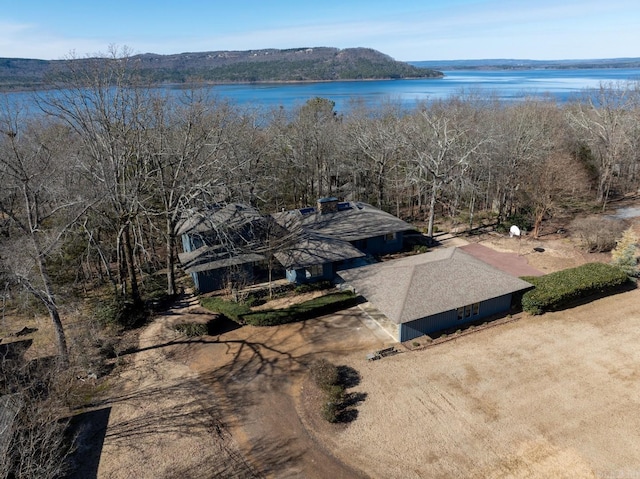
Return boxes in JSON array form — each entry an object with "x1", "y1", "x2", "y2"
[
  {"x1": 193, "y1": 263, "x2": 259, "y2": 294},
  {"x1": 181, "y1": 233, "x2": 193, "y2": 253},
  {"x1": 351, "y1": 231, "x2": 404, "y2": 256},
  {"x1": 398, "y1": 293, "x2": 514, "y2": 342},
  {"x1": 286, "y1": 263, "x2": 333, "y2": 284}
]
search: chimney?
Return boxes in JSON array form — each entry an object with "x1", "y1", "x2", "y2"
[{"x1": 317, "y1": 197, "x2": 339, "y2": 214}]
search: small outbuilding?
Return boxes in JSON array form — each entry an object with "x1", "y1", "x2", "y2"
[{"x1": 338, "y1": 247, "x2": 533, "y2": 342}]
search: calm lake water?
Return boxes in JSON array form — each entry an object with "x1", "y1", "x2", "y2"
[
  {"x1": 198, "y1": 68, "x2": 640, "y2": 111},
  {"x1": 6, "y1": 68, "x2": 640, "y2": 113}
]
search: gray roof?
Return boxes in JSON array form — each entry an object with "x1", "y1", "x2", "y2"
[
  {"x1": 272, "y1": 201, "x2": 412, "y2": 242},
  {"x1": 178, "y1": 247, "x2": 265, "y2": 274},
  {"x1": 338, "y1": 247, "x2": 532, "y2": 324},
  {"x1": 274, "y1": 232, "x2": 366, "y2": 269},
  {"x1": 177, "y1": 203, "x2": 264, "y2": 237}
]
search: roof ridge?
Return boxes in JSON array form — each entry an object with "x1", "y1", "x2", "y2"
[{"x1": 396, "y1": 261, "x2": 419, "y2": 323}]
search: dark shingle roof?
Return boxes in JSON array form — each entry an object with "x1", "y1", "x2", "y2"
[
  {"x1": 178, "y1": 247, "x2": 265, "y2": 274},
  {"x1": 177, "y1": 203, "x2": 264, "y2": 237},
  {"x1": 274, "y1": 232, "x2": 366, "y2": 269},
  {"x1": 272, "y1": 201, "x2": 412, "y2": 242},
  {"x1": 338, "y1": 247, "x2": 532, "y2": 324}
]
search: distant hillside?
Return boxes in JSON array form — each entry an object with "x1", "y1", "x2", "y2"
[
  {"x1": 410, "y1": 58, "x2": 640, "y2": 70},
  {"x1": 0, "y1": 48, "x2": 442, "y2": 90}
]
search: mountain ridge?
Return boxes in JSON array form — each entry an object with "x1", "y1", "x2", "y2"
[
  {"x1": 410, "y1": 57, "x2": 640, "y2": 70},
  {"x1": 0, "y1": 47, "x2": 443, "y2": 90}
]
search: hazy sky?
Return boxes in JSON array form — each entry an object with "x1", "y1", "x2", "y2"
[{"x1": 1, "y1": 0, "x2": 638, "y2": 61}]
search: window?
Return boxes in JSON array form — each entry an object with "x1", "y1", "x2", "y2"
[
  {"x1": 458, "y1": 302, "x2": 480, "y2": 320},
  {"x1": 384, "y1": 232, "x2": 397, "y2": 242},
  {"x1": 305, "y1": 264, "x2": 323, "y2": 279}
]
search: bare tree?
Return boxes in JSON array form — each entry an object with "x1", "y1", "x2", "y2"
[
  {"x1": 38, "y1": 46, "x2": 155, "y2": 305},
  {"x1": 346, "y1": 103, "x2": 404, "y2": 209},
  {"x1": 147, "y1": 92, "x2": 239, "y2": 296},
  {"x1": 0, "y1": 356, "x2": 75, "y2": 479},
  {"x1": 0, "y1": 106, "x2": 88, "y2": 363},
  {"x1": 404, "y1": 99, "x2": 486, "y2": 237},
  {"x1": 566, "y1": 82, "x2": 638, "y2": 209}
]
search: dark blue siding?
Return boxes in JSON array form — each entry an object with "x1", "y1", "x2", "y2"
[
  {"x1": 286, "y1": 263, "x2": 333, "y2": 284},
  {"x1": 352, "y1": 232, "x2": 404, "y2": 256},
  {"x1": 399, "y1": 293, "x2": 514, "y2": 342}
]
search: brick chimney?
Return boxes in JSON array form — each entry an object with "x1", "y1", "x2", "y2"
[{"x1": 317, "y1": 197, "x2": 339, "y2": 214}]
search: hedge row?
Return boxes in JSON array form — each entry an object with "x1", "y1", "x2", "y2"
[
  {"x1": 201, "y1": 291, "x2": 358, "y2": 326},
  {"x1": 242, "y1": 292, "x2": 358, "y2": 326},
  {"x1": 521, "y1": 263, "x2": 631, "y2": 315},
  {"x1": 200, "y1": 296, "x2": 251, "y2": 323}
]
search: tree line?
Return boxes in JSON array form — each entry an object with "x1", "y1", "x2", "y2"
[{"x1": 1, "y1": 49, "x2": 640, "y2": 364}]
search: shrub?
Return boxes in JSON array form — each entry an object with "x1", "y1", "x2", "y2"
[
  {"x1": 412, "y1": 245, "x2": 429, "y2": 254},
  {"x1": 294, "y1": 280, "x2": 334, "y2": 294},
  {"x1": 570, "y1": 216, "x2": 626, "y2": 252},
  {"x1": 310, "y1": 360, "x2": 365, "y2": 423},
  {"x1": 310, "y1": 358, "x2": 340, "y2": 390},
  {"x1": 522, "y1": 262, "x2": 632, "y2": 315},
  {"x1": 173, "y1": 322, "x2": 208, "y2": 337},
  {"x1": 321, "y1": 400, "x2": 341, "y2": 423},
  {"x1": 200, "y1": 297, "x2": 251, "y2": 323},
  {"x1": 611, "y1": 227, "x2": 639, "y2": 276},
  {"x1": 94, "y1": 297, "x2": 148, "y2": 330},
  {"x1": 311, "y1": 359, "x2": 345, "y2": 423},
  {"x1": 242, "y1": 292, "x2": 357, "y2": 326}
]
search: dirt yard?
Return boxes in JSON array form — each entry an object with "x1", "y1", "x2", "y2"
[
  {"x1": 312, "y1": 288, "x2": 640, "y2": 478},
  {"x1": 90, "y1": 214, "x2": 640, "y2": 478}
]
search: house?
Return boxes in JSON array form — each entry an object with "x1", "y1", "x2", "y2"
[
  {"x1": 271, "y1": 198, "x2": 413, "y2": 284},
  {"x1": 338, "y1": 247, "x2": 533, "y2": 342},
  {"x1": 274, "y1": 231, "x2": 366, "y2": 283},
  {"x1": 178, "y1": 198, "x2": 414, "y2": 292},
  {"x1": 177, "y1": 203, "x2": 279, "y2": 292}
]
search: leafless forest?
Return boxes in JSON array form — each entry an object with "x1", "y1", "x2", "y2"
[{"x1": 1, "y1": 50, "x2": 639, "y2": 477}]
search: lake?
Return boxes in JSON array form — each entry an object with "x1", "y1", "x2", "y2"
[
  {"x1": 169, "y1": 68, "x2": 640, "y2": 111},
  {"x1": 6, "y1": 68, "x2": 640, "y2": 113}
]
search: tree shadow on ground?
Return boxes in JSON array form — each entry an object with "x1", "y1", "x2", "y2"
[
  {"x1": 333, "y1": 365, "x2": 366, "y2": 424},
  {"x1": 67, "y1": 407, "x2": 111, "y2": 479},
  {"x1": 336, "y1": 392, "x2": 368, "y2": 423},
  {"x1": 337, "y1": 365, "x2": 361, "y2": 388},
  {"x1": 207, "y1": 316, "x2": 242, "y2": 336}
]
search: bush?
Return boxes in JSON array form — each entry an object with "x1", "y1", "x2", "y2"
[
  {"x1": 0, "y1": 358, "x2": 76, "y2": 479},
  {"x1": 311, "y1": 359, "x2": 346, "y2": 423},
  {"x1": 294, "y1": 280, "x2": 334, "y2": 294},
  {"x1": 522, "y1": 263, "x2": 632, "y2": 315},
  {"x1": 309, "y1": 360, "x2": 365, "y2": 423},
  {"x1": 200, "y1": 297, "x2": 251, "y2": 323},
  {"x1": 321, "y1": 400, "x2": 341, "y2": 423},
  {"x1": 310, "y1": 358, "x2": 340, "y2": 390},
  {"x1": 94, "y1": 297, "x2": 148, "y2": 330},
  {"x1": 243, "y1": 292, "x2": 357, "y2": 326},
  {"x1": 412, "y1": 245, "x2": 429, "y2": 254},
  {"x1": 611, "y1": 227, "x2": 639, "y2": 276},
  {"x1": 570, "y1": 216, "x2": 626, "y2": 252},
  {"x1": 173, "y1": 322, "x2": 208, "y2": 337},
  {"x1": 497, "y1": 211, "x2": 533, "y2": 234}
]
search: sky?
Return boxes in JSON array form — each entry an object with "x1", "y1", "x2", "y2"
[{"x1": 1, "y1": 0, "x2": 638, "y2": 62}]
